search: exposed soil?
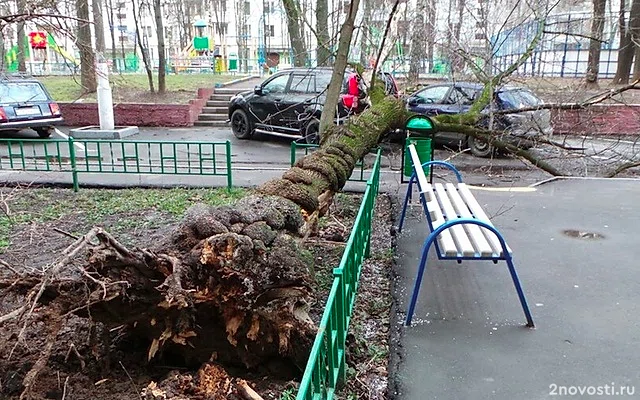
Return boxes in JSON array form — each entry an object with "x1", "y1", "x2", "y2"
[{"x1": 0, "y1": 187, "x2": 395, "y2": 400}]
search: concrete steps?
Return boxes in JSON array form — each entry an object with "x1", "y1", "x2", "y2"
[{"x1": 196, "y1": 86, "x2": 251, "y2": 126}]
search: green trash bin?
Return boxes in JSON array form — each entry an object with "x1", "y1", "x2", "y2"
[{"x1": 403, "y1": 137, "x2": 432, "y2": 178}]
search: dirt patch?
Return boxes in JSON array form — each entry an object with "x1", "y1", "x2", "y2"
[{"x1": 0, "y1": 187, "x2": 395, "y2": 400}]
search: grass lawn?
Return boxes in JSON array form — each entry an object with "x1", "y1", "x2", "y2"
[
  {"x1": 38, "y1": 73, "x2": 243, "y2": 103},
  {"x1": 0, "y1": 187, "x2": 246, "y2": 251}
]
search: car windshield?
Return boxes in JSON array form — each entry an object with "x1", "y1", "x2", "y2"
[
  {"x1": 0, "y1": 82, "x2": 49, "y2": 104},
  {"x1": 498, "y1": 90, "x2": 541, "y2": 109}
]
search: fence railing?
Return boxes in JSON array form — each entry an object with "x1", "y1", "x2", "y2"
[
  {"x1": 0, "y1": 138, "x2": 233, "y2": 190},
  {"x1": 290, "y1": 142, "x2": 372, "y2": 183},
  {"x1": 296, "y1": 148, "x2": 382, "y2": 400}
]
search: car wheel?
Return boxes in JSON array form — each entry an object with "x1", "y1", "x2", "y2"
[
  {"x1": 231, "y1": 109, "x2": 253, "y2": 139},
  {"x1": 468, "y1": 135, "x2": 494, "y2": 158},
  {"x1": 35, "y1": 127, "x2": 53, "y2": 138},
  {"x1": 303, "y1": 118, "x2": 320, "y2": 144}
]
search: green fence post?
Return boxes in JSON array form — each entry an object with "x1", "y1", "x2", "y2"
[
  {"x1": 68, "y1": 137, "x2": 79, "y2": 192},
  {"x1": 290, "y1": 141, "x2": 297, "y2": 166},
  {"x1": 225, "y1": 140, "x2": 233, "y2": 189}
]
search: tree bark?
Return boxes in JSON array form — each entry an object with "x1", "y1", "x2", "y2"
[
  {"x1": 154, "y1": 0, "x2": 166, "y2": 93},
  {"x1": 282, "y1": 0, "x2": 308, "y2": 67},
  {"x1": 316, "y1": 0, "x2": 331, "y2": 66},
  {"x1": 77, "y1": 0, "x2": 97, "y2": 92},
  {"x1": 92, "y1": 0, "x2": 106, "y2": 54},
  {"x1": 132, "y1": 0, "x2": 155, "y2": 92},
  {"x1": 106, "y1": 0, "x2": 118, "y2": 72},
  {"x1": 585, "y1": 0, "x2": 607, "y2": 87},
  {"x1": 319, "y1": 0, "x2": 361, "y2": 134},
  {"x1": 614, "y1": 0, "x2": 640, "y2": 84},
  {"x1": 16, "y1": 0, "x2": 26, "y2": 72},
  {"x1": 408, "y1": 0, "x2": 427, "y2": 82}
]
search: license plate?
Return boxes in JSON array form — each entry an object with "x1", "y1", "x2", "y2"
[{"x1": 15, "y1": 107, "x2": 41, "y2": 116}]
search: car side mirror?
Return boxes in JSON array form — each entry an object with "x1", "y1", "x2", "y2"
[
  {"x1": 254, "y1": 85, "x2": 263, "y2": 95},
  {"x1": 407, "y1": 97, "x2": 420, "y2": 106}
]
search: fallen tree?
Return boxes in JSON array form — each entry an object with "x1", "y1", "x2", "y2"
[{"x1": 0, "y1": 96, "x2": 408, "y2": 399}]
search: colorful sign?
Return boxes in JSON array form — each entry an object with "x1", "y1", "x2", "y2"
[{"x1": 29, "y1": 32, "x2": 47, "y2": 49}]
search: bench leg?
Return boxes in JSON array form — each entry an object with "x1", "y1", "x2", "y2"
[
  {"x1": 505, "y1": 257, "x2": 535, "y2": 328},
  {"x1": 398, "y1": 175, "x2": 416, "y2": 233},
  {"x1": 405, "y1": 233, "x2": 436, "y2": 326}
]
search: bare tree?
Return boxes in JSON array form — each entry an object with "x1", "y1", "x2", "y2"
[
  {"x1": 154, "y1": 0, "x2": 166, "y2": 93},
  {"x1": 132, "y1": 0, "x2": 154, "y2": 92},
  {"x1": 585, "y1": 0, "x2": 607, "y2": 87},
  {"x1": 106, "y1": 0, "x2": 118, "y2": 71},
  {"x1": 316, "y1": 0, "x2": 331, "y2": 66},
  {"x1": 282, "y1": 0, "x2": 308, "y2": 67},
  {"x1": 77, "y1": 0, "x2": 97, "y2": 92},
  {"x1": 16, "y1": 0, "x2": 26, "y2": 72},
  {"x1": 409, "y1": 0, "x2": 427, "y2": 81},
  {"x1": 613, "y1": 0, "x2": 640, "y2": 84},
  {"x1": 319, "y1": 0, "x2": 360, "y2": 134},
  {"x1": 92, "y1": 0, "x2": 106, "y2": 54}
]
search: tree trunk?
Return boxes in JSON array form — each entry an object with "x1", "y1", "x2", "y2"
[
  {"x1": 409, "y1": 0, "x2": 427, "y2": 82},
  {"x1": 585, "y1": 0, "x2": 607, "y2": 87},
  {"x1": 282, "y1": 0, "x2": 308, "y2": 67},
  {"x1": 359, "y1": 0, "x2": 371, "y2": 67},
  {"x1": 92, "y1": 0, "x2": 106, "y2": 54},
  {"x1": 614, "y1": 0, "x2": 640, "y2": 84},
  {"x1": 16, "y1": 0, "x2": 26, "y2": 72},
  {"x1": 319, "y1": 0, "x2": 361, "y2": 134},
  {"x1": 426, "y1": 0, "x2": 436, "y2": 72},
  {"x1": 316, "y1": 0, "x2": 331, "y2": 66},
  {"x1": 106, "y1": 0, "x2": 118, "y2": 72},
  {"x1": 154, "y1": 0, "x2": 166, "y2": 93},
  {"x1": 77, "y1": 0, "x2": 97, "y2": 92},
  {"x1": 132, "y1": 0, "x2": 155, "y2": 92}
]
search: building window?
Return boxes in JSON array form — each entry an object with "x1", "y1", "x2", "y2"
[
  {"x1": 117, "y1": 13, "x2": 127, "y2": 19},
  {"x1": 342, "y1": 0, "x2": 350, "y2": 14},
  {"x1": 119, "y1": 35, "x2": 128, "y2": 42},
  {"x1": 475, "y1": 33, "x2": 484, "y2": 40},
  {"x1": 117, "y1": 1, "x2": 126, "y2": 8},
  {"x1": 219, "y1": 0, "x2": 226, "y2": 11},
  {"x1": 265, "y1": 25, "x2": 275, "y2": 37},
  {"x1": 244, "y1": 1, "x2": 250, "y2": 15},
  {"x1": 117, "y1": 25, "x2": 127, "y2": 32}
]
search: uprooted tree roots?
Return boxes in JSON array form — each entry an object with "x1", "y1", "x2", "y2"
[{"x1": 0, "y1": 97, "x2": 409, "y2": 399}]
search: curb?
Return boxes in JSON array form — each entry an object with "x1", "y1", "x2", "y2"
[{"x1": 217, "y1": 75, "x2": 260, "y2": 88}]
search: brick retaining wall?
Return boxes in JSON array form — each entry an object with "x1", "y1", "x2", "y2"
[
  {"x1": 59, "y1": 87, "x2": 214, "y2": 127},
  {"x1": 552, "y1": 104, "x2": 640, "y2": 135}
]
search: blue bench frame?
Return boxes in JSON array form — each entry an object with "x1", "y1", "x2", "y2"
[{"x1": 398, "y1": 160, "x2": 534, "y2": 328}]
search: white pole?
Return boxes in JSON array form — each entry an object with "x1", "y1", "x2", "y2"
[{"x1": 96, "y1": 54, "x2": 115, "y2": 130}]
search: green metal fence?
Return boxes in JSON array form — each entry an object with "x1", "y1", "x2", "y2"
[
  {"x1": 296, "y1": 148, "x2": 382, "y2": 400},
  {"x1": 0, "y1": 138, "x2": 233, "y2": 190},
  {"x1": 290, "y1": 142, "x2": 372, "y2": 183}
]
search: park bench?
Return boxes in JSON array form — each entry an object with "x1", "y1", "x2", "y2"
[{"x1": 398, "y1": 144, "x2": 535, "y2": 328}]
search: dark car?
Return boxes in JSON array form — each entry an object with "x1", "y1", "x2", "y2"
[
  {"x1": 228, "y1": 67, "x2": 368, "y2": 144},
  {"x1": 406, "y1": 82, "x2": 552, "y2": 157},
  {"x1": 0, "y1": 75, "x2": 63, "y2": 138}
]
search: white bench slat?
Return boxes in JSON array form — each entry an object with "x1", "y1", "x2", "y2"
[
  {"x1": 444, "y1": 183, "x2": 495, "y2": 257},
  {"x1": 433, "y1": 183, "x2": 476, "y2": 257},
  {"x1": 422, "y1": 184, "x2": 458, "y2": 257},
  {"x1": 457, "y1": 184, "x2": 511, "y2": 256},
  {"x1": 408, "y1": 145, "x2": 430, "y2": 194}
]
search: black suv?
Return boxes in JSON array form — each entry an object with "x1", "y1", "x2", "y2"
[
  {"x1": 228, "y1": 67, "x2": 367, "y2": 144},
  {"x1": 0, "y1": 75, "x2": 63, "y2": 138}
]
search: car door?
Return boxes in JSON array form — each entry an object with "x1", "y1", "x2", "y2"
[
  {"x1": 249, "y1": 72, "x2": 291, "y2": 129},
  {"x1": 280, "y1": 72, "x2": 316, "y2": 130}
]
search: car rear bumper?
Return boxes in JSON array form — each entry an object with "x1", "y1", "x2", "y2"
[{"x1": 0, "y1": 117, "x2": 64, "y2": 130}]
